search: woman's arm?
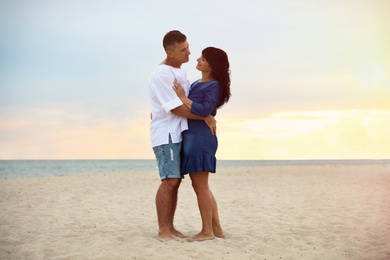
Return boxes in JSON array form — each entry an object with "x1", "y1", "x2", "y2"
[
  {"x1": 172, "y1": 81, "x2": 216, "y2": 134},
  {"x1": 173, "y1": 80, "x2": 192, "y2": 110}
]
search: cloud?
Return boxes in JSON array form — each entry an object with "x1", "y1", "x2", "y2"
[
  {"x1": 0, "y1": 105, "x2": 152, "y2": 159},
  {"x1": 217, "y1": 109, "x2": 390, "y2": 160}
]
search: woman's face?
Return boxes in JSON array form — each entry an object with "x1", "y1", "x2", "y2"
[{"x1": 196, "y1": 55, "x2": 212, "y2": 73}]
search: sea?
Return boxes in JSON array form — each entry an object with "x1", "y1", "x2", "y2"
[{"x1": 0, "y1": 159, "x2": 389, "y2": 179}]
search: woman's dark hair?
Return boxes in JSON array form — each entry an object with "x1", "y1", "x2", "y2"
[
  {"x1": 163, "y1": 30, "x2": 187, "y2": 50},
  {"x1": 202, "y1": 47, "x2": 231, "y2": 108}
]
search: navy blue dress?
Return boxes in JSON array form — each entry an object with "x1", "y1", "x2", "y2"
[{"x1": 181, "y1": 80, "x2": 221, "y2": 174}]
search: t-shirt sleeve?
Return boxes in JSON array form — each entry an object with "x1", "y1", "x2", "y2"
[
  {"x1": 190, "y1": 82, "x2": 221, "y2": 117},
  {"x1": 152, "y1": 73, "x2": 183, "y2": 113}
]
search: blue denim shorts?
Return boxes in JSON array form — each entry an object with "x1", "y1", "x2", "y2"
[{"x1": 153, "y1": 135, "x2": 183, "y2": 180}]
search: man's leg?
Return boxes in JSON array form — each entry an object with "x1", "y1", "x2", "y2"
[
  {"x1": 153, "y1": 136, "x2": 184, "y2": 242},
  {"x1": 167, "y1": 181, "x2": 187, "y2": 238},
  {"x1": 155, "y1": 178, "x2": 181, "y2": 242}
]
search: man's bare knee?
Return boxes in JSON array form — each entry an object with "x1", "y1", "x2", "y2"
[{"x1": 162, "y1": 178, "x2": 181, "y2": 189}]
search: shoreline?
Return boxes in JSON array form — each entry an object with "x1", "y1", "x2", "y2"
[{"x1": 1, "y1": 159, "x2": 390, "y2": 180}]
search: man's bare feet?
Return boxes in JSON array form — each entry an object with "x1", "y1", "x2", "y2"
[
  {"x1": 158, "y1": 228, "x2": 187, "y2": 242},
  {"x1": 171, "y1": 229, "x2": 188, "y2": 238},
  {"x1": 157, "y1": 232, "x2": 176, "y2": 242},
  {"x1": 187, "y1": 232, "x2": 215, "y2": 242}
]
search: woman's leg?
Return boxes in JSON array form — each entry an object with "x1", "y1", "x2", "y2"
[
  {"x1": 189, "y1": 171, "x2": 215, "y2": 241},
  {"x1": 210, "y1": 191, "x2": 225, "y2": 238}
]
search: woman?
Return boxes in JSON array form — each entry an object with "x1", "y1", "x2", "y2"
[{"x1": 173, "y1": 47, "x2": 231, "y2": 242}]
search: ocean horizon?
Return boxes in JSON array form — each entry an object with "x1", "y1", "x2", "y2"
[{"x1": 1, "y1": 159, "x2": 389, "y2": 179}]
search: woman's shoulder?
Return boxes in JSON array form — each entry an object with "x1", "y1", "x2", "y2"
[
  {"x1": 204, "y1": 80, "x2": 220, "y2": 89},
  {"x1": 194, "y1": 80, "x2": 219, "y2": 86},
  {"x1": 192, "y1": 80, "x2": 220, "y2": 95}
]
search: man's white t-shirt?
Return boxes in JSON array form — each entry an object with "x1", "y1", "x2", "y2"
[{"x1": 149, "y1": 64, "x2": 190, "y2": 148}]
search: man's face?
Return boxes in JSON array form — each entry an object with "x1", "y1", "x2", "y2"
[{"x1": 168, "y1": 41, "x2": 191, "y2": 64}]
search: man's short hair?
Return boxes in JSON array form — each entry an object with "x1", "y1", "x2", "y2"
[{"x1": 163, "y1": 30, "x2": 187, "y2": 50}]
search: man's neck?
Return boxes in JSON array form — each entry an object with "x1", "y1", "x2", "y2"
[{"x1": 163, "y1": 58, "x2": 181, "y2": 68}]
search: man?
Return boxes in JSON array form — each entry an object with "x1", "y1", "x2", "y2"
[{"x1": 148, "y1": 30, "x2": 215, "y2": 242}]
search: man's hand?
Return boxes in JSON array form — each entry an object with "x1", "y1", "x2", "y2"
[
  {"x1": 204, "y1": 115, "x2": 217, "y2": 135},
  {"x1": 172, "y1": 106, "x2": 217, "y2": 135}
]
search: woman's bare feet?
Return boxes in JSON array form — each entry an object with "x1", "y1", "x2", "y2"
[
  {"x1": 213, "y1": 227, "x2": 225, "y2": 238},
  {"x1": 214, "y1": 232, "x2": 225, "y2": 238}
]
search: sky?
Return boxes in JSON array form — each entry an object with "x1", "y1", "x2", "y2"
[{"x1": 0, "y1": 0, "x2": 389, "y2": 160}]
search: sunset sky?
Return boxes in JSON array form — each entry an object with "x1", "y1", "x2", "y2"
[{"x1": 1, "y1": 0, "x2": 389, "y2": 160}]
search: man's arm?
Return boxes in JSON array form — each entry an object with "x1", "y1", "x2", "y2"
[
  {"x1": 172, "y1": 105, "x2": 203, "y2": 120},
  {"x1": 172, "y1": 105, "x2": 216, "y2": 135}
]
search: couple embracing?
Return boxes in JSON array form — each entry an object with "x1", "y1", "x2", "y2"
[{"x1": 148, "y1": 30, "x2": 231, "y2": 242}]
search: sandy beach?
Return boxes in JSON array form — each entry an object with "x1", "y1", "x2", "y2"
[{"x1": 1, "y1": 164, "x2": 390, "y2": 259}]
